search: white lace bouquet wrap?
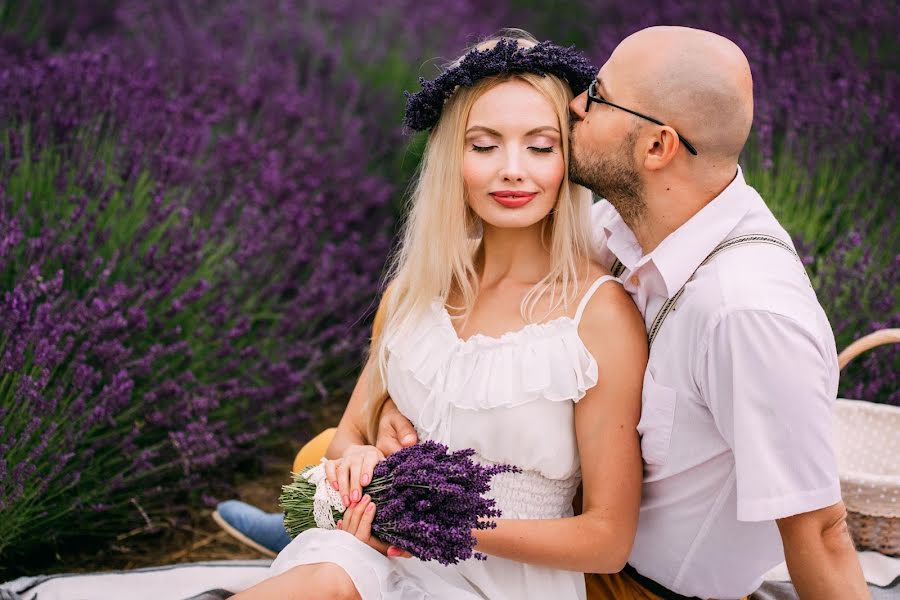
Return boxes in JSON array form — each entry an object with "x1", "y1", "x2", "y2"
[{"x1": 283, "y1": 457, "x2": 346, "y2": 531}]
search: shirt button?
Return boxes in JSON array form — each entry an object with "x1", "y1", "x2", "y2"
[{"x1": 629, "y1": 274, "x2": 640, "y2": 286}]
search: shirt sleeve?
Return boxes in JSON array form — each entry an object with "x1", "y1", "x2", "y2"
[{"x1": 699, "y1": 309, "x2": 842, "y2": 522}]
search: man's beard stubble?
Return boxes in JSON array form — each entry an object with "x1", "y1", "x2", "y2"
[{"x1": 569, "y1": 127, "x2": 646, "y2": 227}]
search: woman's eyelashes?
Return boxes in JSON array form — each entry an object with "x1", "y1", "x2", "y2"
[{"x1": 469, "y1": 144, "x2": 556, "y2": 153}]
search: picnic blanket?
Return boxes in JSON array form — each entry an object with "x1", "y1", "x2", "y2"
[{"x1": 2, "y1": 552, "x2": 898, "y2": 599}]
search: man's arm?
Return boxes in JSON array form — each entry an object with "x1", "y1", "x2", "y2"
[
  {"x1": 776, "y1": 502, "x2": 869, "y2": 599},
  {"x1": 327, "y1": 284, "x2": 403, "y2": 460},
  {"x1": 700, "y1": 309, "x2": 867, "y2": 598},
  {"x1": 374, "y1": 397, "x2": 418, "y2": 456},
  {"x1": 323, "y1": 356, "x2": 377, "y2": 460}
]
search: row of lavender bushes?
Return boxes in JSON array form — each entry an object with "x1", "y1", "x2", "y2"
[
  {"x1": 0, "y1": 0, "x2": 503, "y2": 570},
  {"x1": 0, "y1": 0, "x2": 896, "y2": 570}
]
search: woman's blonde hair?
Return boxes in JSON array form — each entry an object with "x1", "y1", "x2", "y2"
[{"x1": 364, "y1": 33, "x2": 594, "y2": 443}]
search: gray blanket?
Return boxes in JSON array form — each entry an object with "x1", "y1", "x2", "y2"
[{"x1": 2, "y1": 562, "x2": 896, "y2": 599}]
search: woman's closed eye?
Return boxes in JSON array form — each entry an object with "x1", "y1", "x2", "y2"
[{"x1": 470, "y1": 144, "x2": 556, "y2": 153}]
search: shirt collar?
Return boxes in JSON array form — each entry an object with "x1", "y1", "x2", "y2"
[
  {"x1": 644, "y1": 166, "x2": 753, "y2": 298},
  {"x1": 602, "y1": 207, "x2": 643, "y2": 270}
]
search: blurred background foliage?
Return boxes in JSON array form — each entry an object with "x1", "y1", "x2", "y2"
[{"x1": 0, "y1": 0, "x2": 896, "y2": 573}]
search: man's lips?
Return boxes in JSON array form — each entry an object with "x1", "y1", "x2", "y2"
[{"x1": 490, "y1": 191, "x2": 537, "y2": 208}]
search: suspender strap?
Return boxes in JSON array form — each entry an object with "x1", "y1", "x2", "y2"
[{"x1": 612, "y1": 234, "x2": 798, "y2": 349}]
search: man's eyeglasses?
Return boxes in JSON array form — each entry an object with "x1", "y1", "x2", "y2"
[{"x1": 585, "y1": 80, "x2": 698, "y2": 156}]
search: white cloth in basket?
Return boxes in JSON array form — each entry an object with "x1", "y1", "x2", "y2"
[{"x1": 834, "y1": 399, "x2": 900, "y2": 517}]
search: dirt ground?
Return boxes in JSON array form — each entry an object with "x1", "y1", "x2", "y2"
[{"x1": 50, "y1": 450, "x2": 293, "y2": 574}]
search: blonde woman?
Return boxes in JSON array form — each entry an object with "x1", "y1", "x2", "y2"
[{"x1": 234, "y1": 30, "x2": 647, "y2": 600}]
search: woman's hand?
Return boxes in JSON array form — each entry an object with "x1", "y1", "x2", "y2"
[
  {"x1": 324, "y1": 444, "x2": 384, "y2": 508},
  {"x1": 337, "y1": 495, "x2": 412, "y2": 558},
  {"x1": 325, "y1": 444, "x2": 413, "y2": 559}
]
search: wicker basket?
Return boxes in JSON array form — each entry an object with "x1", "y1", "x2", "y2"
[{"x1": 834, "y1": 328, "x2": 900, "y2": 556}]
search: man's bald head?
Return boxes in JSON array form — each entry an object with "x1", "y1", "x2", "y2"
[{"x1": 605, "y1": 26, "x2": 753, "y2": 164}]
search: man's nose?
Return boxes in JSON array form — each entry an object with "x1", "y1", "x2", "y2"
[{"x1": 569, "y1": 93, "x2": 587, "y2": 120}]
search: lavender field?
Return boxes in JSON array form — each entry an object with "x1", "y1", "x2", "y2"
[{"x1": 0, "y1": 0, "x2": 896, "y2": 570}]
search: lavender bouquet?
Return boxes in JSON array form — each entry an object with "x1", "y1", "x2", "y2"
[{"x1": 280, "y1": 440, "x2": 520, "y2": 565}]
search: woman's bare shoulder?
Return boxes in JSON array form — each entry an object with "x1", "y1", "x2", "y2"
[{"x1": 577, "y1": 261, "x2": 641, "y2": 335}]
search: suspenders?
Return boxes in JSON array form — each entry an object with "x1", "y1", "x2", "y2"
[
  {"x1": 615, "y1": 234, "x2": 799, "y2": 599},
  {"x1": 612, "y1": 234, "x2": 800, "y2": 349}
]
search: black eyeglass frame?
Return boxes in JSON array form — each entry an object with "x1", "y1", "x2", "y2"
[{"x1": 585, "y1": 80, "x2": 698, "y2": 156}]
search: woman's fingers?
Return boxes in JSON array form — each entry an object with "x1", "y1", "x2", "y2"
[
  {"x1": 349, "y1": 459, "x2": 363, "y2": 503},
  {"x1": 338, "y1": 501, "x2": 357, "y2": 532},
  {"x1": 346, "y1": 495, "x2": 369, "y2": 533},
  {"x1": 387, "y1": 546, "x2": 412, "y2": 558},
  {"x1": 324, "y1": 459, "x2": 338, "y2": 492},
  {"x1": 337, "y1": 459, "x2": 351, "y2": 507},
  {"x1": 354, "y1": 496, "x2": 376, "y2": 543},
  {"x1": 342, "y1": 523, "x2": 410, "y2": 560},
  {"x1": 359, "y1": 453, "x2": 380, "y2": 490}
]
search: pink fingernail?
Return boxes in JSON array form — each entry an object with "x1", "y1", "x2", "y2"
[
  {"x1": 351, "y1": 490, "x2": 360, "y2": 502},
  {"x1": 361, "y1": 473, "x2": 370, "y2": 485},
  {"x1": 366, "y1": 502, "x2": 375, "y2": 511}
]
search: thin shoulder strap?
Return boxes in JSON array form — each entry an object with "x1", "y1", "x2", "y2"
[{"x1": 574, "y1": 275, "x2": 618, "y2": 325}]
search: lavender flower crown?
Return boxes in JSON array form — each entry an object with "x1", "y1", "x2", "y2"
[{"x1": 403, "y1": 38, "x2": 597, "y2": 132}]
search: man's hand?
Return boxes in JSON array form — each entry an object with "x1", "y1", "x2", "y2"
[
  {"x1": 776, "y1": 501, "x2": 868, "y2": 599},
  {"x1": 374, "y1": 398, "x2": 418, "y2": 457}
]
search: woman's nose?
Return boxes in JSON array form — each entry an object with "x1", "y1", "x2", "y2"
[{"x1": 498, "y1": 149, "x2": 525, "y2": 181}]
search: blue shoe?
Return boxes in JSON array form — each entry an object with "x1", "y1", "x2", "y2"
[{"x1": 212, "y1": 500, "x2": 293, "y2": 557}]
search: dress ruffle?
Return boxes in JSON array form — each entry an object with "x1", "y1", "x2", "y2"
[{"x1": 385, "y1": 300, "x2": 598, "y2": 413}]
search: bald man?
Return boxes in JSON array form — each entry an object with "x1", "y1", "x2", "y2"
[{"x1": 373, "y1": 26, "x2": 868, "y2": 600}]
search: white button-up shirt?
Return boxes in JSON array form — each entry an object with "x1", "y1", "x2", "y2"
[{"x1": 590, "y1": 167, "x2": 842, "y2": 599}]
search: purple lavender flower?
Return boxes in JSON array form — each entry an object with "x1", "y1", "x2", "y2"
[
  {"x1": 403, "y1": 38, "x2": 596, "y2": 131},
  {"x1": 281, "y1": 441, "x2": 521, "y2": 565}
]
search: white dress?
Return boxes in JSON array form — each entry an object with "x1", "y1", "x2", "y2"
[{"x1": 268, "y1": 275, "x2": 618, "y2": 600}]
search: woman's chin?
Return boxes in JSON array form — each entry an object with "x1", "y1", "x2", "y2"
[{"x1": 479, "y1": 209, "x2": 551, "y2": 232}]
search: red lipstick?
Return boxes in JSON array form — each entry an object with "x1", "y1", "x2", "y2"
[{"x1": 490, "y1": 190, "x2": 537, "y2": 208}]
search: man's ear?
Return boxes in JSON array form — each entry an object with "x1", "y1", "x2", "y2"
[{"x1": 643, "y1": 127, "x2": 679, "y2": 171}]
